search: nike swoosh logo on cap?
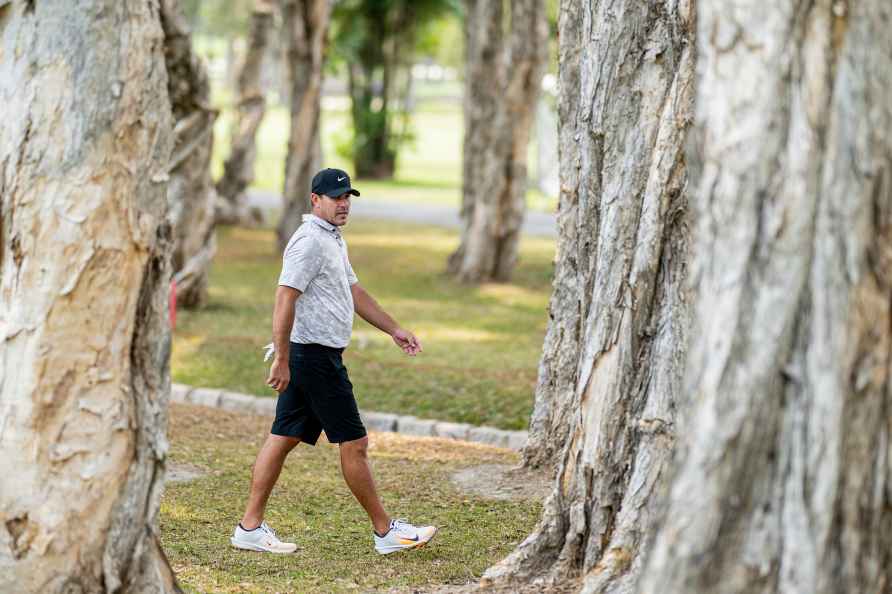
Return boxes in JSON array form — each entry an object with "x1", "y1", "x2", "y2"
[{"x1": 337, "y1": 176, "x2": 347, "y2": 181}]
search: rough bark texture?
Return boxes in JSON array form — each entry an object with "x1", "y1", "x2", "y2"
[
  {"x1": 276, "y1": 0, "x2": 330, "y2": 252},
  {"x1": 448, "y1": 0, "x2": 548, "y2": 283},
  {"x1": 161, "y1": 0, "x2": 219, "y2": 308},
  {"x1": 0, "y1": 1, "x2": 180, "y2": 593},
  {"x1": 482, "y1": 0, "x2": 696, "y2": 592},
  {"x1": 215, "y1": 0, "x2": 274, "y2": 227},
  {"x1": 640, "y1": 1, "x2": 892, "y2": 592}
]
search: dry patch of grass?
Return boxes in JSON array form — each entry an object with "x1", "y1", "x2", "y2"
[{"x1": 161, "y1": 404, "x2": 542, "y2": 593}]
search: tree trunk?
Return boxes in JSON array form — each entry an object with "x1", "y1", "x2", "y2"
[
  {"x1": 448, "y1": 0, "x2": 548, "y2": 283},
  {"x1": 215, "y1": 0, "x2": 274, "y2": 227},
  {"x1": 161, "y1": 0, "x2": 219, "y2": 308},
  {"x1": 276, "y1": 0, "x2": 330, "y2": 252},
  {"x1": 481, "y1": 0, "x2": 696, "y2": 592},
  {"x1": 640, "y1": 1, "x2": 892, "y2": 592},
  {"x1": 344, "y1": 3, "x2": 396, "y2": 180},
  {"x1": 0, "y1": 2, "x2": 180, "y2": 593}
]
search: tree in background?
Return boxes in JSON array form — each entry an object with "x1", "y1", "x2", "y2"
[
  {"x1": 331, "y1": 0, "x2": 459, "y2": 179},
  {"x1": 0, "y1": 1, "x2": 179, "y2": 591},
  {"x1": 181, "y1": 0, "x2": 253, "y2": 36},
  {"x1": 481, "y1": 0, "x2": 694, "y2": 590},
  {"x1": 447, "y1": 0, "x2": 548, "y2": 283},
  {"x1": 215, "y1": 0, "x2": 275, "y2": 226},
  {"x1": 162, "y1": 0, "x2": 220, "y2": 308},
  {"x1": 414, "y1": 9, "x2": 464, "y2": 73},
  {"x1": 181, "y1": 0, "x2": 254, "y2": 87},
  {"x1": 641, "y1": 1, "x2": 892, "y2": 591},
  {"x1": 275, "y1": 0, "x2": 332, "y2": 251}
]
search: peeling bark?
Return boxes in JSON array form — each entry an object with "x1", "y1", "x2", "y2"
[
  {"x1": 448, "y1": 0, "x2": 549, "y2": 283},
  {"x1": 276, "y1": 0, "x2": 330, "y2": 252},
  {"x1": 0, "y1": 1, "x2": 180, "y2": 592},
  {"x1": 483, "y1": 1, "x2": 696, "y2": 592},
  {"x1": 215, "y1": 0, "x2": 274, "y2": 227},
  {"x1": 640, "y1": 1, "x2": 892, "y2": 592},
  {"x1": 161, "y1": 0, "x2": 219, "y2": 308},
  {"x1": 521, "y1": 0, "x2": 586, "y2": 471}
]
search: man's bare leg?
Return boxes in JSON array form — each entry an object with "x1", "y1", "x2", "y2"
[
  {"x1": 339, "y1": 436, "x2": 391, "y2": 535},
  {"x1": 240, "y1": 433, "x2": 300, "y2": 529}
]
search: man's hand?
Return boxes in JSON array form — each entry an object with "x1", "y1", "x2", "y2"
[
  {"x1": 392, "y1": 328, "x2": 422, "y2": 356},
  {"x1": 352, "y1": 283, "x2": 421, "y2": 356},
  {"x1": 267, "y1": 357, "x2": 290, "y2": 392},
  {"x1": 268, "y1": 286, "x2": 300, "y2": 392}
]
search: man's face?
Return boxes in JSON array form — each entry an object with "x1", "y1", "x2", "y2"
[{"x1": 311, "y1": 192, "x2": 351, "y2": 226}]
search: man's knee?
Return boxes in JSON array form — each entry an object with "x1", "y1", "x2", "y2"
[
  {"x1": 267, "y1": 433, "x2": 300, "y2": 455},
  {"x1": 340, "y1": 435, "x2": 369, "y2": 458}
]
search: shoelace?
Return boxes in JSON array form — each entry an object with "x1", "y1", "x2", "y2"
[
  {"x1": 260, "y1": 522, "x2": 278, "y2": 539},
  {"x1": 390, "y1": 518, "x2": 414, "y2": 536}
]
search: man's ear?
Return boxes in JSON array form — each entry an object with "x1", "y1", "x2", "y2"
[{"x1": 310, "y1": 193, "x2": 319, "y2": 207}]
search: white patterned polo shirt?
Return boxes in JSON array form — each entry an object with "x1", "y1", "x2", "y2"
[{"x1": 278, "y1": 214, "x2": 358, "y2": 348}]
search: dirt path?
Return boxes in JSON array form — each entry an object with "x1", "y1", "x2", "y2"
[
  {"x1": 165, "y1": 462, "x2": 208, "y2": 484},
  {"x1": 450, "y1": 463, "x2": 550, "y2": 502}
]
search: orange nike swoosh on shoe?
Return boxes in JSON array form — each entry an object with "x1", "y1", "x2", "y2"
[{"x1": 398, "y1": 536, "x2": 420, "y2": 545}]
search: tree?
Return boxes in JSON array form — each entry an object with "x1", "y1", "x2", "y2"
[
  {"x1": 162, "y1": 0, "x2": 220, "y2": 308},
  {"x1": 180, "y1": 0, "x2": 254, "y2": 88},
  {"x1": 0, "y1": 1, "x2": 180, "y2": 592},
  {"x1": 486, "y1": 0, "x2": 892, "y2": 593},
  {"x1": 447, "y1": 0, "x2": 548, "y2": 283},
  {"x1": 640, "y1": 1, "x2": 892, "y2": 592},
  {"x1": 414, "y1": 12, "x2": 464, "y2": 72},
  {"x1": 331, "y1": 0, "x2": 458, "y2": 179},
  {"x1": 481, "y1": 0, "x2": 694, "y2": 590},
  {"x1": 215, "y1": 0, "x2": 275, "y2": 227},
  {"x1": 275, "y1": 0, "x2": 331, "y2": 251},
  {"x1": 181, "y1": 0, "x2": 253, "y2": 36}
]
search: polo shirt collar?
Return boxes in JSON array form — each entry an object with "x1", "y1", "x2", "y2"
[{"x1": 303, "y1": 213, "x2": 339, "y2": 234}]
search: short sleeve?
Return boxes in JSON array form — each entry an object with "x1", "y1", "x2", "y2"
[
  {"x1": 346, "y1": 259, "x2": 358, "y2": 285},
  {"x1": 343, "y1": 240, "x2": 358, "y2": 285},
  {"x1": 279, "y1": 234, "x2": 323, "y2": 291}
]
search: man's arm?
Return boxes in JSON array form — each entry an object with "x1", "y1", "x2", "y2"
[
  {"x1": 351, "y1": 283, "x2": 422, "y2": 356},
  {"x1": 267, "y1": 285, "x2": 301, "y2": 392}
]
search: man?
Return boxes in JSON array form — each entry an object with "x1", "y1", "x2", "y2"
[{"x1": 231, "y1": 168, "x2": 436, "y2": 555}]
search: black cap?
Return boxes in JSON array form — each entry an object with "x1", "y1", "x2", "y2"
[{"x1": 311, "y1": 168, "x2": 360, "y2": 198}]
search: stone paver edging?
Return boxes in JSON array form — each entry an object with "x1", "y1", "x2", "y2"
[{"x1": 171, "y1": 384, "x2": 528, "y2": 451}]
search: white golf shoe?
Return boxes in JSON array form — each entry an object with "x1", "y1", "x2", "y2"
[
  {"x1": 231, "y1": 521, "x2": 297, "y2": 554},
  {"x1": 373, "y1": 518, "x2": 437, "y2": 555}
]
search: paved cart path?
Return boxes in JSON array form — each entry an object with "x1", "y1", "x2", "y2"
[{"x1": 248, "y1": 189, "x2": 557, "y2": 238}]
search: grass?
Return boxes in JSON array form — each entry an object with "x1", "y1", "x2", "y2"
[
  {"x1": 161, "y1": 403, "x2": 541, "y2": 593},
  {"x1": 172, "y1": 219, "x2": 555, "y2": 430},
  {"x1": 211, "y1": 97, "x2": 558, "y2": 213}
]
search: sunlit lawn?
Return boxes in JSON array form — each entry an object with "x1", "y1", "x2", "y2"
[
  {"x1": 172, "y1": 219, "x2": 555, "y2": 430},
  {"x1": 162, "y1": 403, "x2": 541, "y2": 593}
]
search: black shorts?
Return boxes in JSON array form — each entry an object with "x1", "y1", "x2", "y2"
[{"x1": 270, "y1": 342, "x2": 367, "y2": 445}]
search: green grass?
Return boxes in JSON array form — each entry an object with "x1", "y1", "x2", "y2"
[
  {"x1": 172, "y1": 219, "x2": 555, "y2": 430},
  {"x1": 162, "y1": 403, "x2": 541, "y2": 593},
  {"x1": 211, "y1": 98, "x2": 558, "y2": 213}
]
